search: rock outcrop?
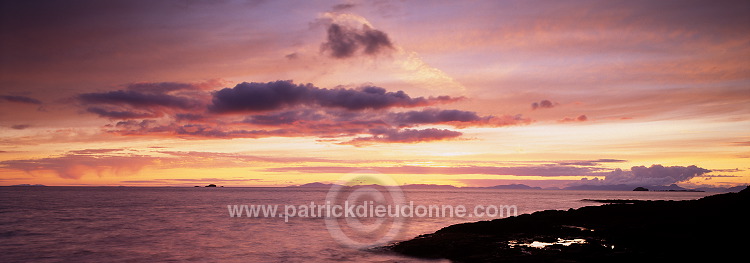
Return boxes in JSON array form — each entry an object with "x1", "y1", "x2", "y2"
[{"x1": 389, "y1": 186, "x2": 748, "y2": 262}]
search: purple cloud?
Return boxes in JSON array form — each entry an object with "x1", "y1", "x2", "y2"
[
  {"x1": 559, "y1": 114, "x2": 588, "y2": 123},
  {"x1": 79, "y1": 90, "x2": 200, "y2": 109},
  {"x1": 531, "y1": 100, "x2": 554, "y2": 110},
  {"x1": 557, "y1": 159, "x2": 627, "y2": 166},
  {"x1": 78, "y1": 81, "x2": 212, "y2": 119},
  {"x1": 78, "y1": 80, "x2": 526, "y2": 144},
  {"x1": 1, "y1": 95, "x2": 42, "y2": 104},
  {"x1": 344, "y1": 128, "x2": 463, "y2": 145},
  {"x1": 125, "y1": 82, "x2": 203, "y2": 93},
  {"x1": 321, "y1": 23, "x2": 394, "y2": 59},
  {"x1": 209, "y1": 81, "x2": 461, "y2": 113},
  {"x1": 244, "y1": 110, "x2": 326, "y2": 126},
  {"x1": 603, "y1": 164, "x2": 711, "y2": 185},
  {"x1": 389, "y1": 109, "x2": 486, "y2": 126},
  {"x1": 86, "y1": 107, "x2": 159, "y2": 119}
]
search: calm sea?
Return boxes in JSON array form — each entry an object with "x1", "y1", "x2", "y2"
[{"x1": 0, "y1": 187, "x2": 712, "y2": 262}]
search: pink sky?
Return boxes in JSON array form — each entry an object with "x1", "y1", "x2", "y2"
[{"x1": 1, "y1": 0, "x2": 748, "y2": 188}]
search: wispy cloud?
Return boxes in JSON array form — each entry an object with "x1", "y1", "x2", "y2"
[
  {"x1": 556, "y1": 159, "x2": 627, "y2": 166},
  {"x1": 343, "y1": 128, "x2": 463, "y2": 146},
  {"x1": 0, "y1": 149, "x2": 342, "y2": 180},
  {"x1": 0, "y1": 153, "x2": 157, "y2": 179},
  {"x1": 730, "y1": 141, "x2": 750, "y2": 146},
  {"x1": 1, "y1": 95, "x2": 42, "y2": 104},
  {"x1": 558, "y1": 115, "x2": 588, "y2": 123}
]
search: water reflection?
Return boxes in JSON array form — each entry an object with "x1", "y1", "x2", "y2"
[{"x1": 508, "y1": 238, "x2": 587, "y2": 248}]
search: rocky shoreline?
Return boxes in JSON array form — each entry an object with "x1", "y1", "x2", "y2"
[{"x1": 387, "y1": 187, "x2": 748, "y2": 262}]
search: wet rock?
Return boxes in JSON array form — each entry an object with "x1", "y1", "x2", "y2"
[{"x1": 389, "y1": 186, "x2": 749, "y2": 262}]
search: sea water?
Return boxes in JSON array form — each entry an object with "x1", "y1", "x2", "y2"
[{"x1": 0, "y1": 187, "x2": 712, "y2": 262}]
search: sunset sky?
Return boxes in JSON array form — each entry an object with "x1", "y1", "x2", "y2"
[{"x1": 1, "y1": 0, "x2": 748, "y2": 188}]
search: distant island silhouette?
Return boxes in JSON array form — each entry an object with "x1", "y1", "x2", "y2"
[
  {"x1": 288, "y1": 182, "x2": 541, "y2": 189},
  {"x1": 288, "y1": 182, "x2": 743, "y2": 192},
  {"x1": 387, "y1": 186, "x2": 748, "y2": 262}
]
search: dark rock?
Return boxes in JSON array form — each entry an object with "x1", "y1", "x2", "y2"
[
  {"x1": 388, "y1": 186, "x2": 749, "y2": 262},
  {"x1": 632, "y1": 187, "x2": 649, "y2": 191}
]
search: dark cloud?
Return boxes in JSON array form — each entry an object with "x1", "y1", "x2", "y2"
[
  {"x1": 389, "y1": 109, "x2": 485, "y2": 126},
  {"x1": 593, "y1": 158, "x2": 626, "y2": 163},
  {"x1": 125, "y1": 82, "x2": 201, "y2": 93},
  {"x1": 557, "y1": 159, "x2": 627, "y2": 166},
  {"x1": 1, "y1": 95, "x2": 42, "y2": 104},
  {"x1": 105, "y1": 118, "x2": 281, "y2": 138},
  {"x1": 358, "y1": 25, "x2": 393, "y2": 55},
  {"x1": 314, "y1": 85, "x2": 459, "y2": 110},
  {"x1": 78, "y1": 81, "x2": 210, "y2": 119},
  {"x1": 11, "y1": 124, "x2": 31, "y2": 130},
  {"x1": 174, "y1": 113, "x2": 205, "y2": 121},
  {"x1": 705, "y1": 168, "x2": 743, "y2": 173},
  {"x1": 244, "y1": 109, "x2": 326, "y2": 126},
  {"x1": 345, "y1": 128, "x2": 463, "y2": 145},
  {"x1": 117, "y1": 107, "x2": 523, "y2": 143},
  {"x1": 172, "y1": 124, "x2": 292, "y2": 138},
  {"x1": 694, "y1": 174, "x2": 739, "y2": 178},
  {"x1": 603, "y1": 164, "x2": 712, "y2": 185},
  {"x1": 209, "y1": 81, "x2": 314, "y2": 113},
  {"x1": 114, "y1": 119, "x2": 156, "y2": 129},
  {"x1": 387, "y1": 108, "x2": 530, "y2": 128},
  {"x1": 78, "y1": 80, "x2": 526, "y2": 144},
  {"x1": 69, "y1": 149, "x2": 125, "y2": 155},
  {"x1": 285, "y1": 52, "x2": 299, "y2": 60},
  {"x1": 321, "y1": 23, "x2": 394, "y2": 59},
  {"x1": 559, "y1": 114, "x2": 588, "y2": 123},
  {"x1": 331, "y1": 3, "x2": 356, "y2": 12},
  {"x1": 531, "y1": 99, "x2": 554, "y2": 110},
  {"x1": 209, "y1": 80, "x2": 460, "y2": 113},
  {"x1": 374, "y1": 128, "x2": 462, "y2": 143},
  {"x1": 109, "y1": 120, "x2": 178, "y2": 136},
  {"x1": 79, "y1": 90, "x2": 200, "y2": 109},
  {"x1": 86, "y1": 107, "x2": 159, "y2": 119}
]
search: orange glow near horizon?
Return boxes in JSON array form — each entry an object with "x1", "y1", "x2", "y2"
[{"x1": 1, "y1": 1, "x2": 748, "y2": 190}]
